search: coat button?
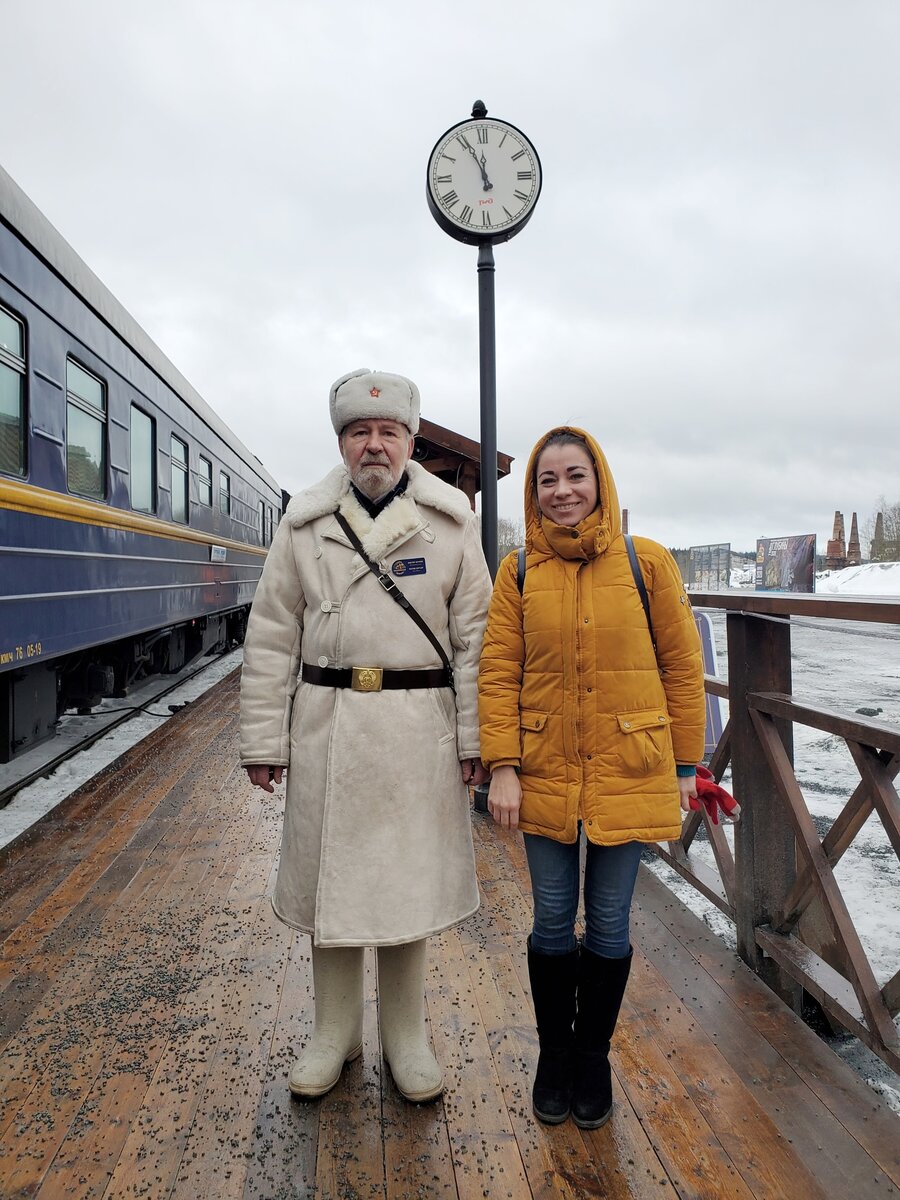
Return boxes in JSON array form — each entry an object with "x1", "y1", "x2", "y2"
[
  {"x1": 317, "y1": 655, "x2": 329, "y2": 668},
  {"x1": 321, "y1": 601, "x2": 332, "y2": 612},
  {"x1": 623, "y1": 721, "x2": 631, "y2": 729},
  {"x1": 658, "y1": 715, "x2": 666, "y2": 722},
  {"x1": 314, "y1": 547, "x2": 323, "y2": 558}
]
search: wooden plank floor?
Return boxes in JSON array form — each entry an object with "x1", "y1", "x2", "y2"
[{"x1": 0, "y1": 669, "x2": 897, "y2": 1199}]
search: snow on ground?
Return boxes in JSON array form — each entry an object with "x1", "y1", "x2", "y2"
[{"x1": 817, "y1": 560, "x2": 900, "y2": 595}]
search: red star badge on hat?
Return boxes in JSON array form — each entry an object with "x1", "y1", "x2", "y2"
[{"x1": 370, "y1": 387, "x2": 381, "y2": 397}]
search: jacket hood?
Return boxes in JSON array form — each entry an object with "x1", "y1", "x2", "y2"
[{"x1": 523, "y1": 426, "x2": 622, "y2": 559}]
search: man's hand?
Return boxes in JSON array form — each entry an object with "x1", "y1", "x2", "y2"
[
  {"x1": 460, "y1": 758, "x2": 489, "y2": 786},
  {"x1": 245, "y1": 764, "x2": 284, "y2": 794},
  {"x1": 487, "y1": 765, "x2": 522, "y2": 831}
]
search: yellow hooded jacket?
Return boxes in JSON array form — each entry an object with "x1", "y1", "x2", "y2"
[{"x1": 478, "y1": 427, "x2": 706, "y2": 845}]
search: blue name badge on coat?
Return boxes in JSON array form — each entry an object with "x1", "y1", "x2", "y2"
[{"x1": 392, "y1": 557, "x2": 427, "y2": 577}]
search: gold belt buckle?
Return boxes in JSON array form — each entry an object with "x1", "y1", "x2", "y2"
[{"x1": 351, "y1": 666, "x2": 383, "y2": 692}]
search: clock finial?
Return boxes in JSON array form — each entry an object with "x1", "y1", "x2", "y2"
[{"x1": 471, "y1": 99, "x2": 487, "y2": 119}]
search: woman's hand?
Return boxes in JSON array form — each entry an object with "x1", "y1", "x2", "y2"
[
  {"x1": 677, "y1": 773, "x2": 698, "y2": 813},
  {"x1": 488, "y1": 765, "x2": 522, "y2": 831}
]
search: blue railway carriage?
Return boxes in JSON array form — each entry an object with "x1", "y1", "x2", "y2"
[{"x1": 0, "y1": 165, "x2": 285, "y2": 762}]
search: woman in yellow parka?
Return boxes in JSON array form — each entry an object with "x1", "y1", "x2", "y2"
[{"x1": 479, "y1": 426, "x2": 706, "y2": 1130}]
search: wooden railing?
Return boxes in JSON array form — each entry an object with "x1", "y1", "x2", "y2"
[{"x1": 653, "y1": 590, "x2": 900, "y2": 1074}]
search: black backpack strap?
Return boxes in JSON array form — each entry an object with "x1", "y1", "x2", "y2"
[
  {"x1": 516, "y1": 547, "x2": 526, "y2": 595},
  {"x1": 333, "y1": 510, "x2": 454, "y2": 687},
  {"x1": 624, "y1": 534, "x2": 655, "y2": 649}
]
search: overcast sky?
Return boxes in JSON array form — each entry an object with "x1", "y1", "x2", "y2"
[{"x1": 2, "y1": 1, "x2": 898, "y2": 552}]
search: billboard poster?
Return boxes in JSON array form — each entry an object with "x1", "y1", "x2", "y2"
[
  {"x1": 755, "y1": 534, "x2": 816, "y2": 592},
  {"x1": 688, "y1": 543, "x2": 730, "y2": 590}
]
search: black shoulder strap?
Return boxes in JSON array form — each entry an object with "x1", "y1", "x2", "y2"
[
  {"x1": 516, "y1": 535, "x2": 654, "y2": 649},
  {"x1": 624, "y1": 533, "x2": 655, "y2": 648},
  {"x1": 516, "y1": 547, "x2": 526, "y2": 595},
  {"x1": 333, "y1": 510, "x2": 454, "y2": 684}
]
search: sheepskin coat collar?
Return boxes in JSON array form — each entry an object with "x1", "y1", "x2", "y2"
[{"x1": 286, "y1": 459, "x2": 472, "y2": 564}]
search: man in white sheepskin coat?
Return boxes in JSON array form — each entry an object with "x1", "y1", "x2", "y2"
[{"x1": 240, "y1": 368, "x2": 492, "y2": 1103}]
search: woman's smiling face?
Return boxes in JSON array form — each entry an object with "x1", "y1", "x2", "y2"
[{"x1": 535, "y1": 442, "x2": 599, "y2": 527}]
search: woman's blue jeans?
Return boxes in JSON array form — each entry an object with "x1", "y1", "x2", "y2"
[{"x1": 523, "y1": 830, "x2": 643, "y2": 959}]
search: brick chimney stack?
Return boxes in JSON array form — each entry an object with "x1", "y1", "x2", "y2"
[
  {"x1": 847, "y1": 512, "x2": 861, "y2": 565},
  {"x1": 871, "y1": 511, "x2": 885, "y2": 561},
  {"x1": 825, "y1": 510, "x2": 847, "y2": 570}
]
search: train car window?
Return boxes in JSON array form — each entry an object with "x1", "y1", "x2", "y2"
[
  {"x1": 198, "y1": 455, "x2": 212, "y2": 506},
  {"x1": 219, "y1": 470, "x2": 231, "y2": 516},
  {"x1": 267, "y1": 505, "x2": 274, "y2": 545},
  {"x1": 0, "y1": 304, "x2": 26, "y2": 477},
  {"x1": 130, "y1": 406, "x2": 156, "y2": 513},
  {"x1": 171, "y1": 435, "x2": 189, "y2": 524},
  {"x1": 66, "y1": 358, "x2": 107, "y2": 499},
  {"x1": 259, "y1": 499, "x2": 265, "y2": 543}
]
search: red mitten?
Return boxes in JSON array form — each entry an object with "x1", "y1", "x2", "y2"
[{"x1": 688, "y1": 765, "x2": 741, "y2": 825}]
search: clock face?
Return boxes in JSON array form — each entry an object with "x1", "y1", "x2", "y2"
[{"x1": 427, "y1": 118, "x2": 542, "y2": 244}]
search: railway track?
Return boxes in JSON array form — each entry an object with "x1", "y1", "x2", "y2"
[{"x1": 0, "y1": 649, "x2": 240, "y2": 810}]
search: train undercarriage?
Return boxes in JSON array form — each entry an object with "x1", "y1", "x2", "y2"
[{"x1": 0, "y1": 608, "x2": 249, "y2": 763}]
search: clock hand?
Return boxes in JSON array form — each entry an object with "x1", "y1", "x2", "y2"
[
  {"x1": 480, "y1": 151, "x2": 494, "y2": 191},
  {"x1": 466, "y1": 144, "x2": 494, "y2": 191}
]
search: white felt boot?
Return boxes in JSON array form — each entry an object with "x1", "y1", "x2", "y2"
[
  {"x1": 289, "y1": 945, "x2": 364, "y2": 1098},
  {"x1": 377, "y1": 939, "x2": 444, "y2": 1102}
]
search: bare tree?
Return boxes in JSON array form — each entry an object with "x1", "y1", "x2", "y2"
[{"x1": 497, "y1": 516, "x2": 525, "y2": 561}]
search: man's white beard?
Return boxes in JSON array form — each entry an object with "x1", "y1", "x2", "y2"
[{"x1": 352, "y1": 463, "x2": 397, "y2": 501}]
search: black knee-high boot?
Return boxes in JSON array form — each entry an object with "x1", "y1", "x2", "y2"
[
  {"x1": 526, "y1": 939, "x2": 579, "y2": 1124},
  {"x1": 572, "y1": 945, "x2": 632, "y2": 1129}
]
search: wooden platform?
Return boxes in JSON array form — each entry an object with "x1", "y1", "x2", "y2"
[{"x1": 0, "y1": 671, "x2": 897, "y2": 1199}]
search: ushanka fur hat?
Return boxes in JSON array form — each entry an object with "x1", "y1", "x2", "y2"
[{"x1": 329, "y1": 368, "x2": 421, "y2": 436}]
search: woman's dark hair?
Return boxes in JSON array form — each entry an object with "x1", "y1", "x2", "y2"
[{"x1": 532, "y1": 431, "x2": 597, "y2": 494}]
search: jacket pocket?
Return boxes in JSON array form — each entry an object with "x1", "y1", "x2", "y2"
[
  {"x1": 616, "y1": 709, "x2": 672, "y2": 775},
  {"x1": 428, "y1": 688, "x2": 457, "y2": 745},
  {"x1": 289, "y1": 680, "x2": 314, "y2": 735},
  {"x1": 520, "y1": 710, "x2": 549, "y2": 775}
]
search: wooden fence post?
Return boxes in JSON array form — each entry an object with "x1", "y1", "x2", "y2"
[{"x1": 726, "y1": 611, "x2": 801, "y2": 1008}]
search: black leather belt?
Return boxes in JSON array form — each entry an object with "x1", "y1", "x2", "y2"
[{"x1": 301, "y1": 662, "x2": 452, "y2": 692}]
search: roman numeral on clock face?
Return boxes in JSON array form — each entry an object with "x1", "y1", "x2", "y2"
[
  {"x1": 511, "y1": 149, "x2": 525, "y2": 161},
  {"x1": 517, "y1": 171, "x2": 533, "y2": 180},
  {"x1": 482, "y1": 210, "x2": 491, "y2": 227},
  {"x1": 457, "y1": 134, "x2": 472, "y2": 150},
  {"x1": 436, "y1": 175, "x2": 452, "y2": 184},
  {"x1": 513, "y1": 189, "x2": 529, "y2": 202},
  {"x1": 477, "y1": 126, "x2": 489, "y2": 144},
  {"x1": 442, "y1": 190, "x2": 459, "y2": 207},
  {"x1": 459, "y1": 204, "x2": 473, "y2": 223}
]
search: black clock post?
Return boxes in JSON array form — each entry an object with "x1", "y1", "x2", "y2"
[
  {"x1": 426, "y1": 99, "x2": 542, "y2": 580},
  {"x1": 477, "y1": 231, "x2": 498, "y2": 578}
]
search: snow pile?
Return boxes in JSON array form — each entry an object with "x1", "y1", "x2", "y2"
[{"x1": 816, "y1": 561, "x2": 900, "y2": 597}]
